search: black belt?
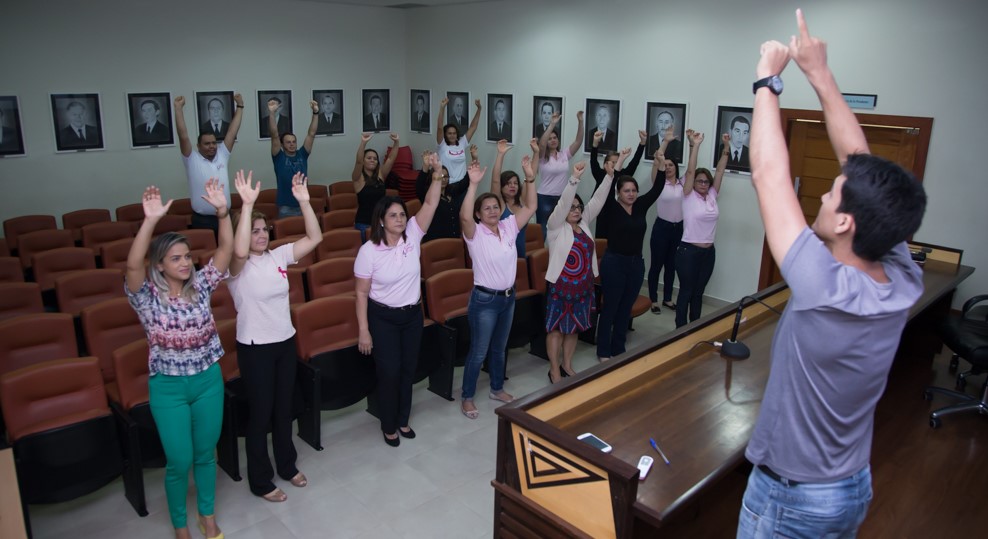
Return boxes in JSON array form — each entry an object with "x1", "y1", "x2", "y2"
[
  {"x1": 369, "y1": 299, "x2": 421, "y2": 311},
  {"x1": 475, "y1": 285, "x2": 513, "y2": 297},
  {"x1": 758, "y1": 465, "x2": 801, "y2": 487}
]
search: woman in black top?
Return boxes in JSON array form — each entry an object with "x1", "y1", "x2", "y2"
[
  {"x1": 416, "y1": 150, "x2": 469, "y2": 243},
  {"x1": 589, "y1": 128, "x2": 648, "y2": 239},
  {"x1": 351, "y1": 132, "x2": 399, "y2": 242},
  {"x1": 595, "y1": 134, "x2": 671, "y2": 361}
]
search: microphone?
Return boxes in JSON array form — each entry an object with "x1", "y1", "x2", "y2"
[{"x1": 721, "y1": 297, "x2": 751, "y2": 360}]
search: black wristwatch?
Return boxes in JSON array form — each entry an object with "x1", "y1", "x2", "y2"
[{"x1": 753, "y1": 75, "x2": 783, "y2": 95}]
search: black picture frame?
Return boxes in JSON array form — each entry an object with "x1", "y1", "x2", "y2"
[
  {"x1": 585, "y1": 98, "x2": 620, "y2": 154},
  {"x1": 51, "y1": 92, "x2": 104, "y2": 153},
  {"x1": 127, "y1": 92, "x2": 174, "y2": 149},
  {"x1": 486, "y1": 93, "x2": 513, "y2": 143},
  {"x1": 0, "y1": 95, "x2": 26, "y2": 157},
  {"x1": 532, "y1": 95, "x2": 562, "y2": 141},
  {"x1": 644, "y1": 102, "x2": 687, "y2": 164},
  {"x1": 714, "y1": 105, "x2": 753, "y2": 174},
  {"x1": 257, "y1": 90, "x2": 293, "y2": 140},
  {"x1": 361, "y1": 89, "x2": 391, "y2": 133},
  {"x1": 445, "y1": 91, "x2": 470, "y2": 136},
  {"x1": 312, "y1": 89, "x2": 344, "y2": 136},
  {"x1": 195, "y1": 91, "x2": 235, "y2": 141},
  {"x1": 410, "y1": 89, "x2": 431, "y2": 134}
]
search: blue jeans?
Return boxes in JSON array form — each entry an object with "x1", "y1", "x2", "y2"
[
  {"x1": 675, "y1": 242, "x2": 715, "y2": 328},
  {"x1": 278, "y1": 205, "x2": 302, "y2": 219},
  {"x1": 737, "y1": 465, "x2": 873, "y2": 539},
  {"x1": 535, "y1": 194, "x2": 559, "y2": 243},
  {"x1": 354, "y1": 222, "x2": 370, "y2": 243},
  {"x1": 647, "y1": 218, "x2": 683, "y2": 303},
  {"x1": 596, "y1": 251, "x2": 645, "y2": 358},
  {"x1": 461, "y1": 287, "x2": 515, "y2": 400}
]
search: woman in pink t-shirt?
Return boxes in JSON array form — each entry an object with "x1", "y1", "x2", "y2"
[
  {"x1": 536, "y1": 110, "x2": 584, "y2": 237},
  {"x1": 675, "y1": 130, "x2": 729, "y2": 328},
  {"x1": 354, "y1": 154, "x2": 445, "y2": 446},
  {"x1": 227, "y1": 171, "x2": 323, "y2": 502}
]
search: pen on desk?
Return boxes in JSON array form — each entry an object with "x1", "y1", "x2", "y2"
[{"x1": 649, "y1": 438, "x2": 671, "y2": 466}]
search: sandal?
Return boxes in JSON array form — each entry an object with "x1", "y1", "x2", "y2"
[
  {"x1": 662, "y1": 301, "x2": 677, "y2": 310},
  {"x1": 461, "y1": 399, "x2": 479, "y2": 420},
  {"x1": 262, "y1": 488, "x2": 287, "y2": 503},
  {"x1": 489, "y1": 391, "x2": 514, "y2": 403},
  {"x1": 197, "y1": 515, "x2": 225, "y2": 539},
  {"x1": 289, "y1": 473, "x2": 307, "y2": 488}
]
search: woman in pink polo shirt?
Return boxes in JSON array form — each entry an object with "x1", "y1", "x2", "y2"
[
  {"x1": 458, "y1": 158, "x2": 538, "y2": 419},
  {"x1": 536, "y1": 110, "x2": 584, "y2": 239},
  {"x1": 227, "y1": 170, "x2": 322, "y2": 502},
  {"x1": 674, "y1": 130, "x2": 729, "y2": 328},
  {"x1": 354, "y1": 154, "x2": 444, "y2": 446}
]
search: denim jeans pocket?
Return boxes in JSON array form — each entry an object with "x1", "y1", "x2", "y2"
[
  {"x1": 775, "y1": 503, "x2": 856, "y2": 539},
  {"x1": 471, "y1": 289, "x2": 495, "y2": 305}
]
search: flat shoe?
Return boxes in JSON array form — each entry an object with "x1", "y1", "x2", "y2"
[
  {"x1": 261, "y1": 488, "x2": 287, "y2": 503},
  {"x1": 663, "y1": 301, "x2": 677, "y2": 310},
  {"x1": 398, "y1": 427, "x2": 416, "y2": 439},
  {"x1": 289, "y1": 473, "x2": 307, "y2": 488},
  {"x1": 651, "y1": 304, "x2": 661, "y2": 314},
  {"x1": 461, "y1": 401, "x2": 479, "y2": 420},
  {"x1": 489, "y1": 391, "x2": 514, "y2": 403},
  {"x1": 383, "y1": 432, "x2": 400, "y2": 447}
]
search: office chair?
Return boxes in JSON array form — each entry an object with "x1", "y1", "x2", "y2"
[{"x1": 924, "y1": 294, "x2": 988, "y2": 428}]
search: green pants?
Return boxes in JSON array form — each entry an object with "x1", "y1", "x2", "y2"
[{"x1": 149, "y1": 362, "x2": 224, "y2": 529}]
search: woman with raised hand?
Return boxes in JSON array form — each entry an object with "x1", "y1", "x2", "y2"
[
  {"x1": 458, "y1": 156, "x2": 538, "y2": 420},
  {"x1": 544, "y1": 161, "x2": 611, "y2": 382},
  {"x1": 351, "y1": 132, "x2": 400, "y2": 241},
  {"x1": 589, "y1": 128, "x2": 648, "y2": 239},
  {"x1": 490, "y1": 138, "x2": 540, "y2": 257},
  {"x1": 355, "y1": 154, "x2": 445, "y2": 446},
  {"x1": 124, "y1": 179, "x2": 233, "y2": 539},
  {"x1": 595, "y1": 133, "x2": 669, "y2": 362},
  {"x1": 416, "y1": 150, "x2": 469, "y2": 242},
  {"x1": 647, "y1": 126, "x2": 685, "y2": 314},
  {"x1": 675, "y1": 130, "x2": 728, "y2": 327},
  {"x1": 227, "y1": 170, "x2": 321, "y2": 502},
  {"x1": 436, "y1": 97, "x2": 482, "y2": 184},
  {"x1": 536, "y1": 110, "x2": 584, "y2": 238}
]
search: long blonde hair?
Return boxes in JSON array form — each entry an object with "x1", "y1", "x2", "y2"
[{"x1": 147, "y1": 232, "x2": 195, "y2": 305}]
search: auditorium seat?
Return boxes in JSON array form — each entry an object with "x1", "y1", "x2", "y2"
[
  {"x1": 230, "y1": 193, "x2": 243, "y2": 210},
  {"x1": 316, "y1": 229, "x2": 361, "y2": 261},
  {"x1": 0, "y1": 312, "x2": 77, "y2": 376},
  {"x1": 183, "y1": 228, "x2": 217, "y2": 262},
  {"x1": 115, "y1": 204, "x2": 144, "y2": 230},
  {"x1": 32, "y1": 247, "x2": 98, "y2": 291},
  {"x1": 80, "y1": 297, "x2": 144, "y2": 385},
  {"x1": 0, "y1": 282, "x2": 44, "y2": 321},
  {"x1": 329, "y1": 192, "x2": 357, "y2": 211},
  {"x1": 3, "y1": 214, "x2": 57, "y2": 252},
  {"x1": 0, "y1": 256, "x2": 24, "y2": 283},
  {"x1": 99, "y1": 238, "x2": 134, "y2": 271},
  {"x1": 321, "y1": 208, "x2": 357, "y2": 231},
  {"x1": 307, "y1": 184, "x2": 329, "y2": 213},
  {"x1": 254, "y1": 203, "x2": 279, "y2": 222},
  {"x1": 258, "y1": 188, "x2": 278, "y2": 205},
  {"x1": 17, "y1": 229, "x2": 74, "y2": 270},
  {"x1": 210, "y1": 281, "x2": 237, "y2": 322},
  {"x1": 524, "y1": 225, "x2": 544, "y2": 253},
  {"x1": 269, "y1": 237, "x2": 315, "y2": 269},
  {"x1": 329, "y1": 181, "x2": 355, "y2": 196},
  {"x1": 62, "y1": 209, "x2": 112, "y2": 242},
  {"x1": 421, "y1": 238, "x2": 467, "y2": 281},
  {"x1": 526, "y1": 248, "x2": 551, "y2": 360},
  {"x1": 273, "y1": 215, "x2": 306, "y2": 240},
  {"x1": 306, "y1": 257, "x2": 356, "y2": 300},
  {"x1": 405, "y1": 198, "x2": 422, "y2": 217},
  {"x1": 81, "y1": 221, "x2": 133, "y2": 254},
  {"x1": 509, "y1": 258, "x2": 543, "y2": 350},
  {"x1": 151, "y1": 214, "x2": 188, "y2": 236},
  {"x1": 167, "y1": 198, "x2": 194, "y2": 225},
  {"x1": 54, "y1": 269, "x2": 125, "y2": 316},
  {"x1": 424, "y1": 268, "x2": 474, "y2": 364}
]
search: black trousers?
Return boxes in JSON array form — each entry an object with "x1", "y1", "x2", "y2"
[
  {"x1": 674, "y1": 243, "x2": 716, "y2": 328},
  {"x1": 368, "y1": 301, "x2": 423, "y2": 434},
  {"x1": 190, "y1": 212, "x2": 219, "y2": 239},
  {"x1": 236, "y1": 336, "x2": 299, "y2": 496}
]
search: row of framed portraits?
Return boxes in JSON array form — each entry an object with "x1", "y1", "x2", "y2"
[{"x1": 0, "y1": 91, "x2": 754, "y2": 173}]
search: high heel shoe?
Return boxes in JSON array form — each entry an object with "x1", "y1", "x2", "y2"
[
  {"x1": 197, "y1": 516, "x2": 224, "y2": 539},
  {"x1": 560, "y1": 368, "x2": 571, "y2": 378}
]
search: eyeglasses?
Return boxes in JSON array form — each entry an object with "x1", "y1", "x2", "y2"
[
  {"x1": 694, "y1": 178, "x2": 710, "y2": 185},
  {"x1": 251, "y1": 226, "x2": 273, "y2": 234},
  {"x1": 569, "y1": 204, "x2": 584, "y2": 212},
  {"x1": 441, "y1": 174, "x2": 450, "y2": 179}
]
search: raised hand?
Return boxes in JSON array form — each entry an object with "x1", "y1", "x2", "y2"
[
  {"x1": 469, "y1": 144, "x2": 479, "y2": 161},
  {"x1": 572, "y1": 161, "x2": 587, "y2": 178},
  {"x1": 201, "y1": 177, "x2": 228, "y2": 212},
  {"x1": 593, "y1": 130, "x2": 603, "y2": 143},
  {"x1": 429, "y1": 153, "x2": 442, "y2": 172},
  {"x1": 619, "y1": 147, "x2": 632, "y2": 158},
  {"x1": 663, "y1": 126, "x2": 677, "y2": 143},
  {"x1": 291, "y1": 172, "x2": 310, "y2": 202},
  {"x1": 687, "y1": 129, "x2": 704, "y2": 147},
  {"x1": 603, "y1": 159, "x2": 615, "y2": 177},
  {"x1": 174, "y1": 96, "x2": 185, "y2": 109},
  {"x1": 474, "y1": 98, "x2": 481, "y2": 109},
  {"x1": 576, "y1": 110, "x2": 584, "y2": 122},
  {"x1": 638, "y1": 129, "x2": 648, "y2": 145},
  {"x1": 653, "y1": 149, "x2": 665, "y2": 162},
  {"x1": 267, "y1": 99, "x2": 279, "y2": 114},
  {"x1": 234, "y1": 170, "x2": 259, "y2": 205},
  {"x1": 361, "y1": 132, "x2": 373, "y2": 143},
  {"x1": 440, "y1": 97, "x2": 449, "y2": 107},
  {"x1": 421, "y1": 150, "x2": 433, "y2": 171},
  {"x1": 389, "y1": 132, "x2": 400, "y2": 144},
  {"x1": 529, "y1": 137, "x2": 540, "y2": 154},
  {"x1": 141, "y1": 186, "x2": 172, "y2": 220},
  {"x1": 496, "y1": 139, "x2": 510, "y2": 154},
  {"x1": 721, "y1": 133, "x2": 731, "y2": 153},
  {"x1": 521, "y1": 155, "x2": 535, "y2": 178},
  {"x1": 467, "y1": 161, "x2": 487, "y2": 184},
  {"x1": 789, "y1": 8, "x2": 826, "y2": 76},
  {"x1": 758, "y1": 40, "x2": 791, "y2": 79},
  {"x1": 550, "y1": 112, "x2": 561, "y2": 125},
  {"x1": 233, "y1": 93, "x2": 244, "y2": 107},
  {"x1": 310, "y1": 99, "x2": 319, "y2": 113}
]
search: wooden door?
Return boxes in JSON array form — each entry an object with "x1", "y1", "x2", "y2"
[{"x1": 757, "y1": 110, "x2": 933, "y2": 289}]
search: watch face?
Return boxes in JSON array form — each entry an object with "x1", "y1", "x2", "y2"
[{"x1": 769, "y1": 76, "x2": 784, "y2": 94}]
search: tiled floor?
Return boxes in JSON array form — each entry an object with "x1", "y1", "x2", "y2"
[{"x1": 28, "y1": 296, "x2": 722, "y2": 539}]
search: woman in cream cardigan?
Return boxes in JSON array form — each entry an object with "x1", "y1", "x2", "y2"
[{"x1": 543, "y1": 160, "x2": 613, "y2": 383}]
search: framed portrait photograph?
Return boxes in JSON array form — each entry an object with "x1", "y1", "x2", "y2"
[
  {"x1": 714, "y1": 105, "x2": 753, "y2": 174},
  {"x1": 445, "y1": 91, "x2": 470, "y2": 135},
  {"x1": 410, "y1": 89, "x2": 431, "y2": 134},
  {"x1": 195, "y1": 91, "x2": 235, "y2": 140},
  {"x1": 127, "y1": 92, "x2": 174, "y2": 149},
  {"x1": 584, "y1": 97, "x2": 621, "y2": 154},
  {"x1": 644, "y1": 102, "x2": 687, "y2": 164},
  {"x1": 486, "y1": 93, "x2": 513, "y2": 143},
  {"x1": 0, "y1": 95, "x2": 26, "y2": 157},
  {"x1": 50, "y1": 92, "x2": 104, "y2": 153},
  {"x1": 362, "y1": 89, "x2": 390, "y2": 133},
  {"x1": 532, "y1": 95, "x2": 562, "y2": 141},
  {"x1": 312, "y1": 89, "x2": 344, "y2": 136},
  {"x1": 257, "y1": 90, "x2": 293, "y2": 140}
]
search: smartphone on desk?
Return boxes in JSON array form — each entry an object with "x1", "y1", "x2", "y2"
[{"x1": 577, "y1": 432, "x2": 612, "y2": 453}]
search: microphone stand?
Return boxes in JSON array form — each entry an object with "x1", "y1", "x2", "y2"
[{"x1": 720, "y1": 295, "x2": 784, "y2": 360}]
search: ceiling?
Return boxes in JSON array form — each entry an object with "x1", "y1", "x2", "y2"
[{"x1": 300, "y1": 0, "x2": 500, "y2": 8}]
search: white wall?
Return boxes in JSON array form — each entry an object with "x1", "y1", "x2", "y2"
[{"x1": 1, "y1": 0, "x2": 985, "y2": 306}]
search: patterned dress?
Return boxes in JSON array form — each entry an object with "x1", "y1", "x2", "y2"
[{"x1": 545, "y1": 229, "x2": 595, "y2": 334}]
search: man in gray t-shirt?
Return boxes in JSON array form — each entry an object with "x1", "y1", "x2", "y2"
[{"x1": 739, "y1": 11, "x2": 927, "y2": 538}]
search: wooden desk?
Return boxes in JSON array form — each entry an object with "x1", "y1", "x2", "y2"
[{"x1": 493, "y1": 260, "x2": 974, "y2": 539}]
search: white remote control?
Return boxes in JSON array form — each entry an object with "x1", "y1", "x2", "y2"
[{"x1": 637, "y1": 455, "x2": 654, "y2": 481}]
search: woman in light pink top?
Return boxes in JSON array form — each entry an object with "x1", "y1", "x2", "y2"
[
  {"x1": 535, "y1": 110, "x2": 585, "y2": 238},
  {"x1": 675, "y1": 130, "x2": 729, "y2": 328}
]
